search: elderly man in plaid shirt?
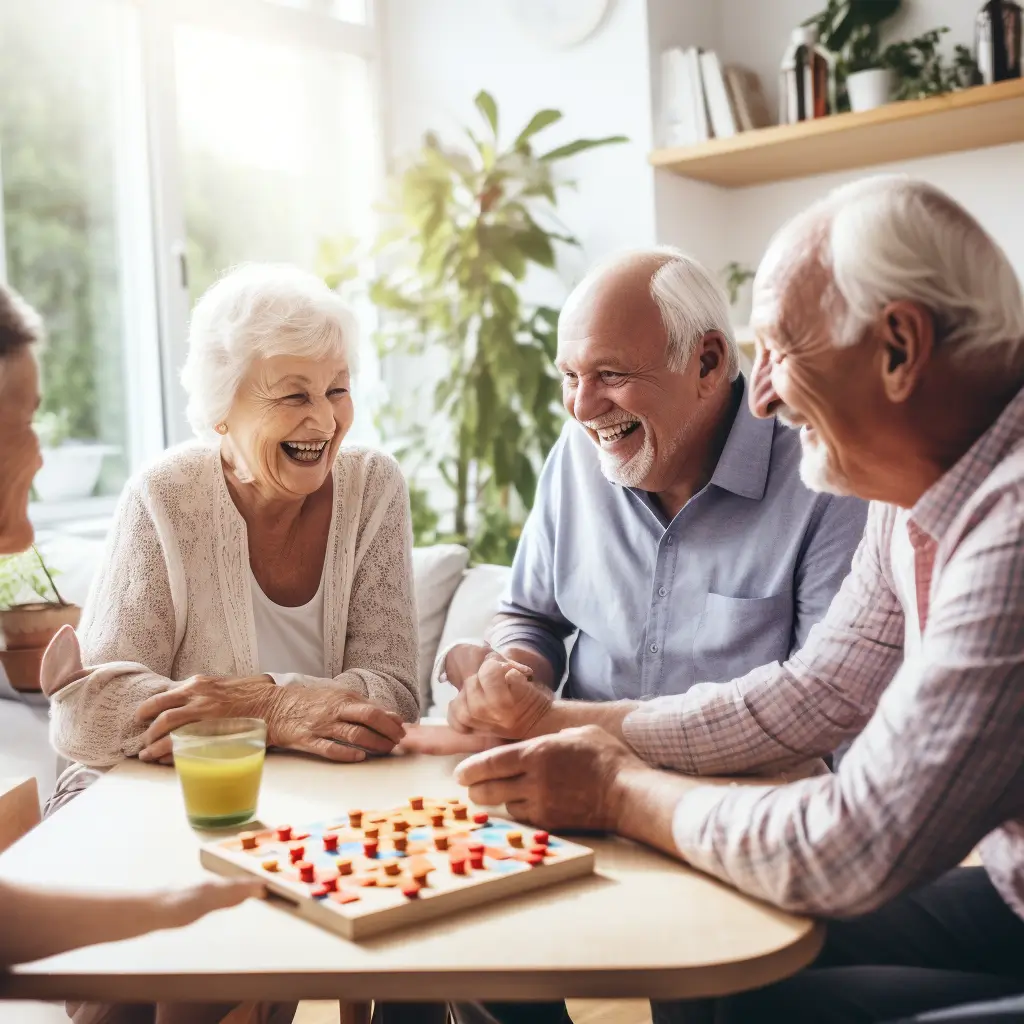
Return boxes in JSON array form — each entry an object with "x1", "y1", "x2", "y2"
[{"x1": 450, "y1": 175, "x2": 1024, "y2": 1024}]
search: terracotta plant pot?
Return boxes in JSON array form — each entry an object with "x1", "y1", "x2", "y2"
[
  {"x1": 0, "y1": 646, "x2": 47, "y2": 693},
  {"x1": 0, "y1": 603, "x2": 81, "y2": 650}
]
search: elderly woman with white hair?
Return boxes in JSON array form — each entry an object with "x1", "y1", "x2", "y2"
[{"x1": 44, "y1": 263, "x2": 418, "y2": 802}]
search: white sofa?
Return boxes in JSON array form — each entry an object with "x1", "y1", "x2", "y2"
[{"x1": 0, "y1": 537, "x2": 511, "y2": 805}]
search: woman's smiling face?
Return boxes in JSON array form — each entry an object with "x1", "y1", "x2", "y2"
[{"x1": 223, "y1": 353, "x2": 352, "y2": 499}]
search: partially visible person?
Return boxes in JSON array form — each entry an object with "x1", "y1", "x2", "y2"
[
  {"x1": 430, "y1": 247, "x2": 866, "y2": 748},
  {"x1": 0, "y1": 281, "x2": 262, "y2": 979},
  {"x1": 44, "y1": 264, "x2": 418, "y2": 810},
  {"x1": 452, "y1": 176, "x2": 1024, "y2": 1023}
]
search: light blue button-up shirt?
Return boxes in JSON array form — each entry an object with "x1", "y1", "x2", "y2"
[{"x1": 491, "y1": 379, "x2": 869, "y2": 701}]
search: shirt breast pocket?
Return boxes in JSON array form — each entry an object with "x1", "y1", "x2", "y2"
[{"x1": 692, "y1": 591, "x2": 794, "y2": 683}]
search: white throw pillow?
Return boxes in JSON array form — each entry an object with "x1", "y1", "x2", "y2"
[
  {"x1": 411, "y1": 545, "x2": 470, "y2": 708},
  {"x1": 431, "y1": 563, "x2": 511, "y2": 714}
]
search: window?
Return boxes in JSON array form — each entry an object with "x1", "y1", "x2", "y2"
[{"x1": 0, "y1": 0, "x2": 381, "y2": 525}]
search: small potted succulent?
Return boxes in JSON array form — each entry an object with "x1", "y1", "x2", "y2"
[{"x1": 0, "y1": 547, "x2": 81, "y2": 692}]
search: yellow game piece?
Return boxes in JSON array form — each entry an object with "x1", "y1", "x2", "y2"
[
  {"x1": 506, "y1": 831, "x2": 523, "y2": 848},
  {"x1": 261, "y1": 858, "x2": 279, "y2": 872}
]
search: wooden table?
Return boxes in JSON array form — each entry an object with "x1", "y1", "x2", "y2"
[{"x1": 0, "y1": 753, "x2": 823, "y2": 1005}]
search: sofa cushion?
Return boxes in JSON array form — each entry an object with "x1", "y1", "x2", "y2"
[
  {"x1": 431, "y1": 563, "x2": 512, "y2": 714},
  {"x1": 410, "y1": 544, "x2": 471, "y2": 708}
]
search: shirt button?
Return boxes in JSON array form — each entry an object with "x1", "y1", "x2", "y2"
[
  {"x1": 649, "y1": 643, "x2": 659, "y2": 654},
  {"x1": 658, "y1": 586, "x2": 668, "y2": 597}
]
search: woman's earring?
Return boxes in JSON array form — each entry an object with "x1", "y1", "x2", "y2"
[{"x1": 215, "y1": 423, "x2": 228, "y2": 436}]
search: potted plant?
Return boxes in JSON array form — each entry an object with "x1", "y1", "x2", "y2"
[
  {"x1": 32, "y1": 409, "x2": 119, "y2": 503},
  {"x1": 722, "y1": 262, "x2": 756, "y2": 327},
  {"x1": 0, "y1": 547, "x2": 80, "y2": 692},
  {"x1": 883, "y1": 30, "x2": 981, "y2": 101}
]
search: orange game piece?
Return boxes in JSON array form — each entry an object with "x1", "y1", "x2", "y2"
[
  {"x1": 261, "y1": 858, "x2": 279, "y2": 872},
  {"x1": 384, "y1": 859, "x2": 402, "y2": 876},
  {"x1": 275, "y1": 826, "x2": 292, "y2": 841},
  {"x1": 332, "y1": 889, "x2": 360, "y2": 905},
  {"x1": 506, "y1": 831, "x2": 523, "y2": 848},
  {"x1": 430, "y1": 812, "x2": 445, "y2": 827},
  {"x1": 409, "y1": 796, "x2": 424, "y2": 811},
  {"x1": 533, "y1": 831, "x2": 550, "y2": 846},
  {"x1": 453, "y1": 804, "x2": 468, "y2": 820},
  {"x1": 298, "y1": 861, "x2": 315, "y2": 883},
  {"x1": 401, "y1": 883, "x2": 421, "y2": 899},
  {"x1": 348, "y1": 809, "x2": 363, "y2": 828},
  {"x1": 240, "y1": 832, "x2": 258, "y2": 850},
  {"x1": 434, "y1": 834, "x2": 449, "y2": 851},
  {"x1": 322, "y1": 833, "x2": 339, "y2": 853},
  {"x1": 472, "y1": 811, "x2": 489, "y2": 825},
  {"x1": 289, "y1": 844, "x2": 305, "y2": 863},
  {"x1": 447, "y1": 797, "x2": 460, "y2": 805},
  {"x1": 392, "y1": 818, "x2": 409, "y2": 833},
  {"x1": 364, "y1": 826, "x2": 379, "y2": 839},
  {"x1": 337, "y1": 858, "x2": 353, "y2": 875},
  {"x1": 363, "y1": 840, "x2": 378, "y2": 858},
  {"x1": 393, "y1": 835, "x2": 408, "y2": 852}
]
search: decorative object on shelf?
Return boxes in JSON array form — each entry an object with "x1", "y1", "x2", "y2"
[
  {"x1": 779, "y1": 24, "x2": 837, "y2": 123},
  {"x1": 846, "y1": 67, "x2": 893, "y2": 111},
  {"x1": 32, "y1": 409, "x2": 118, "y2": 502},
  {"x1": 320, "y1": 94, "x2": 625, "y2": 565},
  {"x1": 0, "y1": 546, "x2": 80, "y2": 693},
  {"x1": 976, "y1": 0, "x2": 1022, "y2": 84},
  {"x1": 508, "y1": 0, "x2": 614, "y2": 49},
  {"x1": 885, "y1": 29, "x2": 981, "y2": 101},
  {"x1": 722, "y1": 262, "x2": 756, "y2": 327}
]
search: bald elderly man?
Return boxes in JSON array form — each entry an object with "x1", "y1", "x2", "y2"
[
  {"x1": 451, "y1": 179, "x2": 1024, "y2": 1023},
  {"x1": 438, "y1": 246, "x2": 867, "y2": 726}
]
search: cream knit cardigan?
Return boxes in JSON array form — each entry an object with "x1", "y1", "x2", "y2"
[{"x1": 48, "y1": 442, "x2": 420, "y2": 768}]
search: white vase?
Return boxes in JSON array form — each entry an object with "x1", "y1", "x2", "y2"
[
  {"x1": 34, "y1": 442, "x2": 119, "y2": 502},
  {"x1": 847, "y1": 68, "x2": 893, "y2": 112}
]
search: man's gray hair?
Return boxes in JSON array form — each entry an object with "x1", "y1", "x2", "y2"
[
  {"x1": 180, "y1": 263, "x2": 359, "y2": 443},
  {"x1": 764, "y1": 175, "x2": 1024, "y2": 376},
  {"x1": 648, "y1": 247, "x2": 740, "y2": 380}
]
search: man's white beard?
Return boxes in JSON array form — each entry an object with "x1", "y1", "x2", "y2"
[
  {"x1": 798, "y1": 430, "x2": 852, "y2": 496},
  {"x1": 597, "y1": 431, "x2": 656, "y2": 487}
]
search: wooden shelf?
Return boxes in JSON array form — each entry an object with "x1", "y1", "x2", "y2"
[{"x1": 649, "y1": 79, "x2": 1024, "y2": 188}]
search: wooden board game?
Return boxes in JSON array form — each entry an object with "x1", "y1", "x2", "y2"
[{"x1": 199, "y1": 796, "x2": 595, "y2": 940}]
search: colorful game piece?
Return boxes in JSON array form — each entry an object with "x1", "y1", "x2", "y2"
[
  {"x1": 450, "y1": 856, "x2": 468, "y2": 875},
  {"x1": 311, "y1": 884, "x2": 329, "y2": 899},
  {"x1": 384, "y1": 859, "x2": 402, "y2": 877},
  {"x1": 472, "y1": 811, "x2": 489, "y2": 825},
  {"x1": 322, "y1": 876, "x2": 338, "y2": 892},
  {"x1": 337, "y1": 858, "x2": 353, "y2": 876},
  {"x1": 470, "y1": 853, "x2": 485, "y2": 870},
  {"x1": 430, "y1": 812, "x2": 445, "y2": 827},
  {"x1": 364, "y1": 826, "x2": 379, "y2": 839},
  {"x1": 529, "y1": 845, "x2": 548, "y2": 858},
  {"x1": 453, "y1": 804, "x2": 468, "y2": 820},
  {"x1": 533, "y1": 831, "x2": 550, "y2": 846},
  {"x1": 348, "y1": 810, "x2": 363, "y2": 828},
  {"x1": 401, "y1": 883, "x2": 421, "y2": 899},
  {"x1": 393, "y1": 835, "x2": 408, "y2": 852},
  {"x1": 262, "y1": 858, "x2": 279, "y2": 872},
  {"x1": 527, "y1": 853, "x2": 544, "y2": 866},
  {"x1": 506, "y1": 831, "x2": 523, "y2": 848},
  {"x1": 322, "y1": 833, "x2": 339, "y2": 853},
  {"x1": 298, "y1": 861, "x2": 315, "y2": 883},
  {"x1": 292, "y1": 832, "x2": 310, "y2": 841},
  {"x1": 447, "y1": 797, "x2": 460, "y2": 805},
  {"x1": 333, "y1": 889, "x2": 360, "y2": 905},
  {"x1": 409, "y1": 796, "x2": 424, "y2": 811},
  {"x1": 468, "y1": 841, "x2": 485, "y2": 855},
  {"x1": 434, "y1": 834, "x2": 449, "y2": 851},
  {"x1": 363, "y1": 840, "x2": 378, "y2": 858},
  {"x1": 289, "y1": 844, "x2": 305, "y2": 863},
  {"x1": 276, "y1": 826, "x2": 292, "y2": 842},
  {"x1": 392, "y1": 818, "x2": 409, "y2": 833},
  {"x1": 240, "y1": 832, "x2": 258, "y2": 850}
]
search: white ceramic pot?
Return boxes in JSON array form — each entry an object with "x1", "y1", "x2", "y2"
[
  {"x1": 847, "y1": 68, "x2": 893, "y2": 112},
  {"x1": 34, "y1": 443, "x2": 119, "y2": 502}
]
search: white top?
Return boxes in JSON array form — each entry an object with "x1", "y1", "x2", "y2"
[
  {"x1": 250, "y1": 568, "x2": 326, "y2": 678},
  {"x1": 44, "y1": 442, "x2": 419, "y2": 769}
]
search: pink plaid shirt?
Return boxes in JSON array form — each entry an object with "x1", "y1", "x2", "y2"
[{"x1": 622, "y1": 385, "x2": 1024, "y2": 919}]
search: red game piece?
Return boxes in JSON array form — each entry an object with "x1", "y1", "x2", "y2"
[
  {"x1": 401, "y1": 883, "x2": 421, "y2": 899},
  {"x1": 289, "y1": 844, "x2": 305, "y2": 863},
  {"x1": 469, "y1": 853, "x2": 485, "y2": 870},
  {"x1": 450, "y1": 856, "x2": 468, "y2": 875},
  {"x1": 527, "y1": 853, "x2": 544, "y2": 866},
  {"x1": 529, "y1": 845, "x2": 548, "y2": 858},
  {"x1": 298, "y1": 861, "x2": 315, "y2": 883},
  {"x1": 532, "y1": 831, "x2": 549, "y2": 846},
  {"x1": 322, "y1": 834, "x2": 339, "y2": 853},
  {"x1": 363, "y1": 840, "x2": 379, "y2": 858},
  {"x1": 322, "y1": 876, "x2": 338, "y2": 892},
  {"x1": 311, "y1": 884, "x2": 329, "y2": 899},
  {"x1": 276, "y1": 826, "x2": 292, "y2": 841},
  {"x1": 468, "y1": 841, "x2": 484, "y2": 855},
  {"x1": 472, "y1": 812, "x2": 489, "y2": 825},
  {"x1": 292, "y1": 832, "x2": 310, "y2": 841}
]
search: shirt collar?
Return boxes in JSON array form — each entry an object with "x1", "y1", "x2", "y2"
[
  {"x1": 708, "y1": 376, "x2": 776, "y2": 501},
  {"x1": 910, "y1": 383, "x2": 1024, "y2": 542}
]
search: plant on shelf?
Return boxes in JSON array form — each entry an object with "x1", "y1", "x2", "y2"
[
  {"x1": 0, "y1": 546, "x2": 80, "y2": 693},
  {"x1": 722, "y1": 262, "x2": 755, "y2": 306},
  {"x1": 321, "y1": 92, "x2": 626, "y2": 565},
  {"x1": 883, "y1": 30, "x2": 981, "y2": 101}
]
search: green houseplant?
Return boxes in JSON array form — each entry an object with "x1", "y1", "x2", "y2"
[
  {"x1": 722, "y1": 261, "x2": 756, "y2": 326},
  {"x1": 0, "y1": 546, "x2": 80, "y2": 692},
  {"x1": 322, "y1": 92, "x2": 626, "y2": 565}
]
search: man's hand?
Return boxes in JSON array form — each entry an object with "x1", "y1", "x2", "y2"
[
  {"x1": 454, "y1": 724, "x2": 651, "y2": 832},
  {"x1": 442, "y1": 642, "x2": 498, "y2": 689},
  {"x1": 151, "y1": 876, "x2": 265, "y2": 929},
  {"x1": 136, "y1": 675, "x2": 280, "y2": 762},
  {"x1": 448, "y1": 658, "x2": 554, "y2": 740}
]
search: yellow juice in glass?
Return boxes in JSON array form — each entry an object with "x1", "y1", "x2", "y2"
[{"x1": 171, "y1": 719, "x2": 267, "y2": 828}]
